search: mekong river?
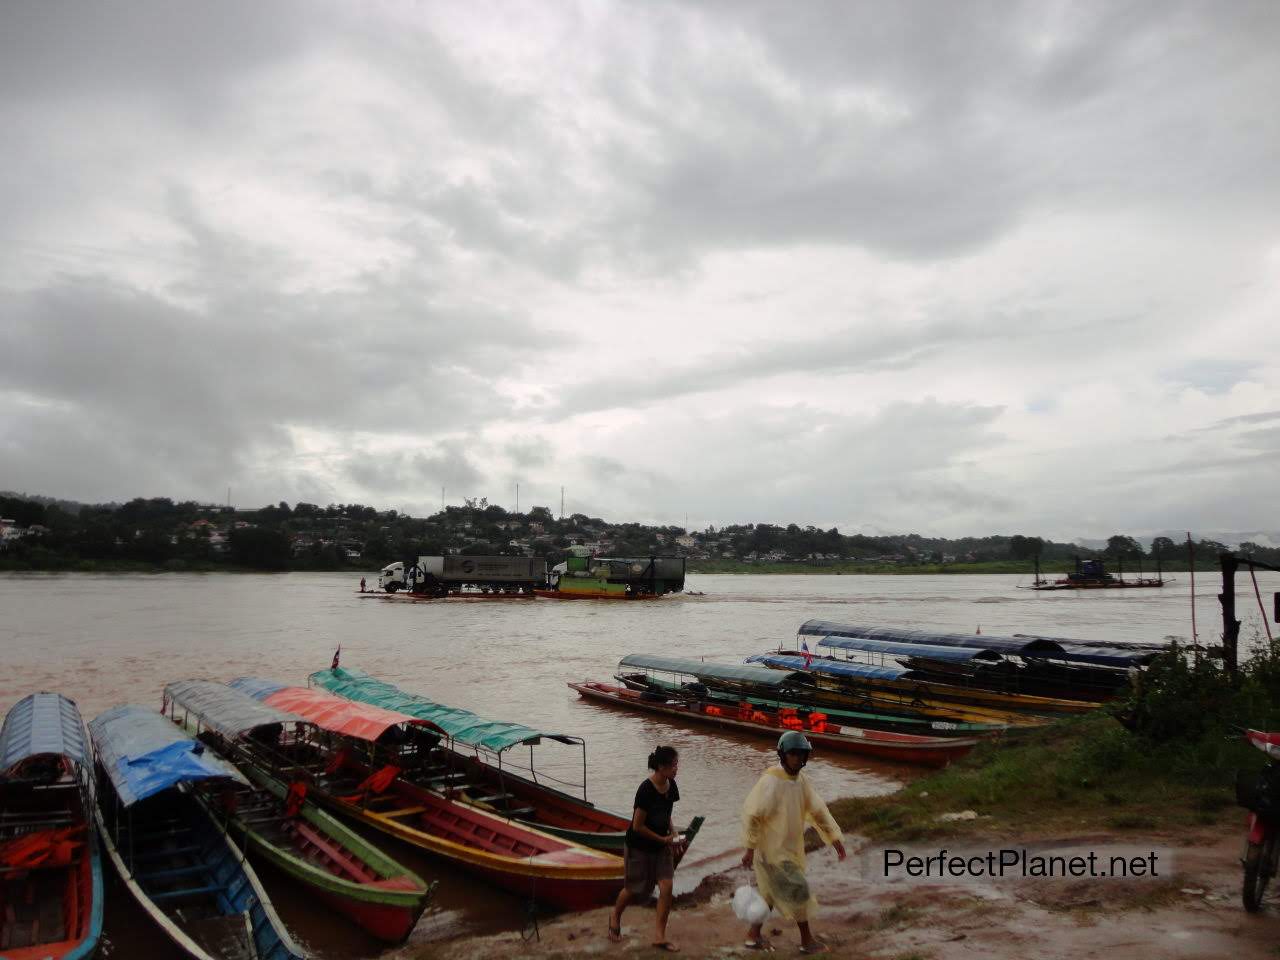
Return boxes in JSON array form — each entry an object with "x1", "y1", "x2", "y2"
[{"x1": 2, "y1": 570, "x2": 1272, "y2": 957}]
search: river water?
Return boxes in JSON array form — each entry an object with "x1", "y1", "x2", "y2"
[{"x1": 2, "y1": 570, "x2": 1276, "y2": 957}]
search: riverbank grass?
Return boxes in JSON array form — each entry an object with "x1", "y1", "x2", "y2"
[{"x1": 829, "y1": 711, "x2": 1244, "y2": 841}]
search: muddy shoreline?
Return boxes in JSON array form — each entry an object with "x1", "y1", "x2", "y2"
[{"x1": 395, "y1": 822, "x2": 1276, "y2": 959}]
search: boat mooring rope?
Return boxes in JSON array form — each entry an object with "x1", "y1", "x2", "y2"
[{"x1": 521, "y1": 856, "x2": 541, "y2": 942}]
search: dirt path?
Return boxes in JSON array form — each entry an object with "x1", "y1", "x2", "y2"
[{"x1": 397, "y1": 824, "x2": 1280, "y2": 959}]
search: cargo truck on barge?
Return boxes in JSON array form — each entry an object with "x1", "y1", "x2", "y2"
[
  {"x1": 378, "y1": 555, "x2": 546, "y2": 596},
  {"x1": 376, "y1": 552, "x2": 686, "y2": 598}
]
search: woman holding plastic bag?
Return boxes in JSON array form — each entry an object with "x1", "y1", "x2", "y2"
[{"x1": 740, "y1": 730, "x2": 846, "y2": 953}]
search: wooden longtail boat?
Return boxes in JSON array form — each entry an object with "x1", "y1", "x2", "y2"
[
  {"x1": 0, "y1": 693, "x2": 103, "y2": 960},
  {"x1": 569, "y1": 682, "x2": 978, "y2": 768},
  {"x1": 616, "y1": 654, "x2": 1040, "y2": 728},
  {"x1": 759, "y1": 652, "x2": 1099, "y2": 715},
  {"x1": 615, "y1": 672, "x2": 1007, "y2": 737},
  {"x1": 88, "y1": 705, "x2": 305, "y2": 960},
  {"x1": 227, "y1": 679, "x2": 626, "y2": 912},
  {"x1": 307, "y1": 667, "x2": 703, "y2": 854},
  {"x1": 163, "y1": 680, "x2": 434, "y2": 943}
]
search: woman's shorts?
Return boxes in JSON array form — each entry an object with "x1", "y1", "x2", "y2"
[{"x1": 623, "y1": 843, "x2": 675, "y2": 898}]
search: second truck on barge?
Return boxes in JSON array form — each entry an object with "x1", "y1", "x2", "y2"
[{"x1": 377, "y1": 553, "x2": 686, "y2": 598}]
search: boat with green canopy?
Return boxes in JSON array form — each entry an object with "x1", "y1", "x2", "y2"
[{"x1": 308, "y1": 666, "x2": 702, "y2": 854}]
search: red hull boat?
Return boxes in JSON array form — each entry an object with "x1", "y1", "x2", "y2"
[{"x1": 569, "y1": 681, "x2": 978, "y2": 767}]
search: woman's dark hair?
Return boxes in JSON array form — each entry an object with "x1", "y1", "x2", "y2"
[{"x1": 647, "y1": 745, "x2": 679, "y2": 770}]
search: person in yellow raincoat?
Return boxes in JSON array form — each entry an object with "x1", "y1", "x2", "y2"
[{"x1": 740, "y1": 730, "x2": 846, "y2": 954}]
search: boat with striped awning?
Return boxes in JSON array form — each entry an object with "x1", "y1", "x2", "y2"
[{"x1": 227, "y1": 679, "x2": 625, "y2": 912}]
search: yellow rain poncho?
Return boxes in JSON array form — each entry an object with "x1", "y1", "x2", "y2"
[{"x1": 741, "y1": 767, "x2": 842, "y2": 922}]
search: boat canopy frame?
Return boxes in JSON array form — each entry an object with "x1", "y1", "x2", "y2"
[
  {"x1": 798, "y1": 620, "x2": 1160, "y2": 668},
  {"x1": 616, "y1": 654, "x2": 805, "y2": 688},
  {"x1": 0, "y1": 692, "x2": 89, "y2": 777},
  {"x1": 309, "y1": 667, "x2": 591, "y2": 800}
]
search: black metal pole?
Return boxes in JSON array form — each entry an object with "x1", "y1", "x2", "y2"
[{"x1": 1220, "y1": 553, "x2": 1240, "y2": 677}]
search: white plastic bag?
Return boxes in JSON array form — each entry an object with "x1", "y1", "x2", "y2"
[{"x1": 731, "y1": 884, "x2": 771, "y2": 924}]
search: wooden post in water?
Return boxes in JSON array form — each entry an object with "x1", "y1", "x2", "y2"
[{"x1": 1220, "y1": 552, "x2": 1240, "y2": 677}]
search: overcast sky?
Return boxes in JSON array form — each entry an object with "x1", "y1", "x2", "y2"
[{"x1": 3, "y1": 1, "x2": 1279, "y2": 541}]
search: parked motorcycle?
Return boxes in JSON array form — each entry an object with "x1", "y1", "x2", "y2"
[{"x1": 1238, "y1": 729, "x2": 1280, "y2": 911}]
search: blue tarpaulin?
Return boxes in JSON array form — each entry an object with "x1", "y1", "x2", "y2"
[
  {"x1": 0, "y1": 692, "x2": 88, "y2": 773},
  {"x1": 88, "y1": 705, "x2": 246, "y2": 808},
  {"x1": 746, "y1": 653, "x2": 909, "y2": 681}
]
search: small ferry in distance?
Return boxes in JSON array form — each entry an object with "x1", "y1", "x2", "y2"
[{"x1": 1025, "y1": 556, "x2": 1167, "y2": 591}]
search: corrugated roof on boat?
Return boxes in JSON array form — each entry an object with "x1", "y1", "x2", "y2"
[
  {"x1": 88, "y1": 704, "x2": 246, "y2": 807},
  {"x1": 229, "y1": 679, "x2": 440, "y2": 742},
  {"x1": 800, "y1": 620, "x2": 1157, "y2": 668},
  {"x1": 812, "y1": 636, "x2": 1002, "y2": 663},
  {"x1": 1020, "y1": 646, "x2": 1162, "y2": 668},
  {"x1": 798, "y1": 620, "x2": 1065, "y2": 656},
  {"x1": 617, "y1": 654, "x2": 802, "y2": 687},
  {"x1": 1013, "y1": 633, "x2": 1172, "y2": 652},
  {"x1": 0, "y1": 693, "x2": 88, "y2": 773},
  {"x1": 165, "y1": 680, "x2": 302, "y2": 741},
  {"x1": 309, "y1": 667, "x2": 575, "y2": 752},
  {"x1": 748, "y1": 654, "x2": 910, "y2": 681}
]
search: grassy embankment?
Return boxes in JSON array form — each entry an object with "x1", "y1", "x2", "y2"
[{"x1": 831, "y1": 646, "x2": 1280, "y2": 841}]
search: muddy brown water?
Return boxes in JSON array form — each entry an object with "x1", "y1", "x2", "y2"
[{"x1": 2, "y1": 570, "x2": 1273, "y2": 957}]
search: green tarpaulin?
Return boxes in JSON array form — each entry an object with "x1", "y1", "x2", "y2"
[{"x1": 309, "y1": 667, "x2": 577, "y2": 753}]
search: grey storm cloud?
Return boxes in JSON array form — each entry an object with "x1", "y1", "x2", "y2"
[{"x1": 3, "y1": 0, "x2": 1280, "y2": 536}]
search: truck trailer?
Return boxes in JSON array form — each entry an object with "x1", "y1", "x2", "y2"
[{"x1": 378, "y1": 555, "x2": 547, "y2": 596}]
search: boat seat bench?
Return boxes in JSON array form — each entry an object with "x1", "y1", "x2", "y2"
[
  {"x1": 139, "y1": 863, "x2": 210, "y2": 882},
  {"x1": 149, "y1": 883, "x2": 224, "y2": 901}
]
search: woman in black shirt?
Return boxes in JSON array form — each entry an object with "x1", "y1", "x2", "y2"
[{"x1": 608, "y1": 745, "x2": 684, "y2": 951}]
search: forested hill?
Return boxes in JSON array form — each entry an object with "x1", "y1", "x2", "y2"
[{"x1": 0, "y1": 492, "x2": 1273, "y2": 573}]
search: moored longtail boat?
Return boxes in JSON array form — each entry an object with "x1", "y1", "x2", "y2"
[
  {"x1": 162, "y1": 680, "x2": 434, "y2": 943},
  {"x1": 616, "y1": 654, "x2": 1035, "y2": 727},
  {"x1": 614, "y1": 671, "x2": 1007, "y2": 737},
  {"x1": 307, "y1": 666, "x2": 704, "y2": 854},
  {"x1": 228, "y1": 679, "x2": 625, "y2": 911},
  {"x1": 569, "y1": 681, "x2": 978, "y2": 768},
  {"x1": 0, "y1": 693, "x2": 103, "y2": 960},
  {"x1": 88, "y1": 705, "x2": 305, "y2": 960}
]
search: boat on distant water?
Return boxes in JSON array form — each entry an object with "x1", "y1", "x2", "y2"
[
  {"x1": 0, "y1": 693, "x2": 103, "y2": 960},
  {"x1": 225, "y1": 679, "x2": 626, "y2": 912},
  {"x1": 307, "y1": 666, "x2": 703, "y2": 854},
  {"x1": 568, "y1": 672, "x2": 980, "y2": 768},
  {"x1": 162, "y1": 680, "x2": 435, "y2": 944},
  {"x1": 1025, "y1": 556, "x2": 1167, "y2": 591},
  {"x1": 88, "y1": 704, "x2": 305, "y2": 960}
]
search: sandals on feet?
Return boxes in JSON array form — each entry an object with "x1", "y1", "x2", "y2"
[
  {"x1": 744, "y1": 939, "x2": 774, "y2": 951},
  {"x1": 798, "y1": 942, "x2": 829, "y2": 955},
  {"x1": 652, "y1": 943, "x2": 680, "y2": 952},
  {"x1": 608, "y1": 924, "x2": 622, "y2": 943}
]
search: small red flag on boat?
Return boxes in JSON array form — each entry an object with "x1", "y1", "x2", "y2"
[
  {"x1": 801, "y1": 638, "x2": 813, "y2": 669},
  {"x1": 331, "y1": 645, "x2": 341, "y2": 669}
]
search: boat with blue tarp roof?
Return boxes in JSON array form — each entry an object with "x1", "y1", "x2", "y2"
[{"x1": 88, "y1": 704, "x2": 305, "y2": 960}]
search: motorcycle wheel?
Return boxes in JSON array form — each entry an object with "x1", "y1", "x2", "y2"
[{"x1": 1244, "y1": 840, "x2": 1272, "y2": 912}]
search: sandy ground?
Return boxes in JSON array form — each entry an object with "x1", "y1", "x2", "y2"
[{"x1": 397, "y1": 824, "x2": 1280, "y2": 960}]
